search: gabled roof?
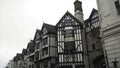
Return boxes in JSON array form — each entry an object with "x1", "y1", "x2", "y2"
[
  {"x1": 56, "y1": 11, "x2": 83, "y2": 27},
  {"x1": 36, "y1": 29, "x2": 41, "y2": 35},
  {"x1": 89, "y1": 8, "x2": 98, "y2": 19},
  {"x1": 22, "y1": 49, "x2": 27, "y2": 55},
  {"x1": 84, "y1": 8, "x2": 98, "y2": 27},
  {"x1": 16, "y1": 53, "x2": 23, "y2": 57},
  {"x1": 13, "y1": 56, "x2": 17, "y2": 61},
  {"x1": 27, "y1": 40, "x2": 35, "y2": 53},
  {"x1": 13, "y1": 53, "x2": 23, "y2": 61},
  {"x1": 33, "y1": 29, "x2": 41, "y2": 40},
  {"x1": 41, "y1": 23, "x2": 56, "y2": 34}
]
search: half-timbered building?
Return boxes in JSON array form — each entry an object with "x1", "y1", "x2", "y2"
[
  {"x1": 85, "y1": 8, "x2": 106, "y2": 68},
  {"x1": 39, "y1": 23, "x2": 57, "y2": 68},
  {"x1": 56, "y1": 10, "x2": 85, "y2": 68}
]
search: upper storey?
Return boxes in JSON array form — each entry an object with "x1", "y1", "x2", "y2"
[
  {"x1": 56, "y1": 11, "x2": 83, "y2": 28},
  {"x1": 96, "y1": 0, "x2": 120, "y2": 30}
]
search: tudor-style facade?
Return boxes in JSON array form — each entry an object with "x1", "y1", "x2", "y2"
[
  {"x1": 85, "y1": 8, "x2": 106, "y2": 68},
  {"x1": 6, "y1": 0, "x2": 111, "y2": 68},
  {"x1": 33, "y1": 23, "x2": 57, "y2": 68},
  {"x1": 38, "y1": 23, "x2": 57, "y2": 68},
  {"x1": 56, "y1": 11, "x2": 84, "y2": 68}
]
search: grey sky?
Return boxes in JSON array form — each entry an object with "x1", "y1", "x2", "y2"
[{"x1": 0, "y1": 0, "x2": 97, "y2": 68}]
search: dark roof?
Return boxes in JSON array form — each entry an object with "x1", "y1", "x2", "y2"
[
  {"x1": 27, "y1": 40, "x2": 35, "y2": 53},
  {"x1": 84, "y1": 8, "x2": 98, "y2": 27},
  {"x1": 36, "y1": 29, "x2": 41, "y2": 35},
  {"x1": 13, "y1": 56, "x2": 17, "y2": 61},
  {"x1": 22, "y1": 49, "x2": 27, "y2": 55},
  {"x1": 56, "y1": 11, "x2": 83, "y2": 27},
  {"x1": 13, "y1": 53, "x2": 23, "y2": 61},
  {"x1": 33, "y1": 29, "x2": 41, "y2": 40},
  {"x1": 16, "y1": 53, "x2": 23, "y2": 57},
  {"x1": 42, "y1": 23, "x2": 56, "y2": 34},
  {"x1": 89, "y1": 8, "x2": 98, "y2": 19}
]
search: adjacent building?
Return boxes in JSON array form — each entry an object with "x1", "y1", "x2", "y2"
[
  {"x1": 96, "y1": 0, "x2": 120, "y2": 68},
  {"x1": 6, "y1": 60, "x2": 14, "y2": 68},
  {"x1": 34, "y1": 23, "x2": 57, "y2": 68},
  {"x1": 25, "y1": 40, "x2": 35, "y2": 68},
  {"x1": 12, "y1": 53, "x2": 24, "y2": 68},
  {"x1": 85, "y1": 8, "x2": 105, "y2": 68}
]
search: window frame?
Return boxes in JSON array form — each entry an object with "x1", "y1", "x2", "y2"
[
  {"x1": 43, "y1": 37, "x2": 48, "y2": 45},
  {"x1": 115, "y1": 0, "x2": 120, "y2": 15}
]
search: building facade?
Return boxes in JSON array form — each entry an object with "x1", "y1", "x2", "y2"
[
  {"x1": 38, "y1": 23, "x2": 57, "y2": 68},
  {"x1": 24, "y1": 40, "x2": 35, "y2": 68},
  {"x1": 96, "y1": 0, "x2": 120, "y2": 68},
  {"x1": 12, "y1": 53, "x2": 24, "y2": 68},
  {"x1": 56, "y1": 11, "x2": 85, "y2": 68},
  {"x1": 85, "y1": 8, "x2": 105, "y2": 68},
  {"x1": 56, "y1": 0, "x2": 89, "y2": 68},
  {"x1": 6, "y1": 60, "x2": 14, "y2": 68},
  {"x1": 33, "y1": 23, "x2": 57, "y2": 68},
  {"x1": 6, "y1": 0, "x2": 111, "y2": 68}
]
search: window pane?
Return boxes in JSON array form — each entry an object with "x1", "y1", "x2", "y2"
[
  {"x1": 115, "y1": 1, "x2": 120, "y2": 14},
  {"x1": 43, "y1": 37, "x2": 48, "y2": 45}
]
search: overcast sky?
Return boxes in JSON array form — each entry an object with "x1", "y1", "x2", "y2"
[{"x1": 0, "y1": 0, "x2": 97, "y2": 68}]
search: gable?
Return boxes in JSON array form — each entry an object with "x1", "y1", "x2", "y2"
[
  {"x1": 89, "y1": 8, "x2": 98, "y2": 19},
  {"x1": 56, "y1": 11, "x2": 83, "y2": 28},
  {"x1": 41, "y1": 24, "x2": 48, "y2": 35},
  {"x1": 41, "y1": 23, "x2": 56, "y2": 34},
  {"x1": 33, "y1": 29, "x2": 41, "y2": 41}
]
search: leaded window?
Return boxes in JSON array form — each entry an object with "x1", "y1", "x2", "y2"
[
  {"x1": 65, "y1": 30, "x2": 74, "y2": 37},
  {"x1": 64, "y1": 26, "x2": 75, "y2": 51},
  {"x1": 64, "y1": 41, "x2": 75, "y2": 51},
  {"x1": 64, "y1": 27, "x2": 74, "y2": 42}
]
